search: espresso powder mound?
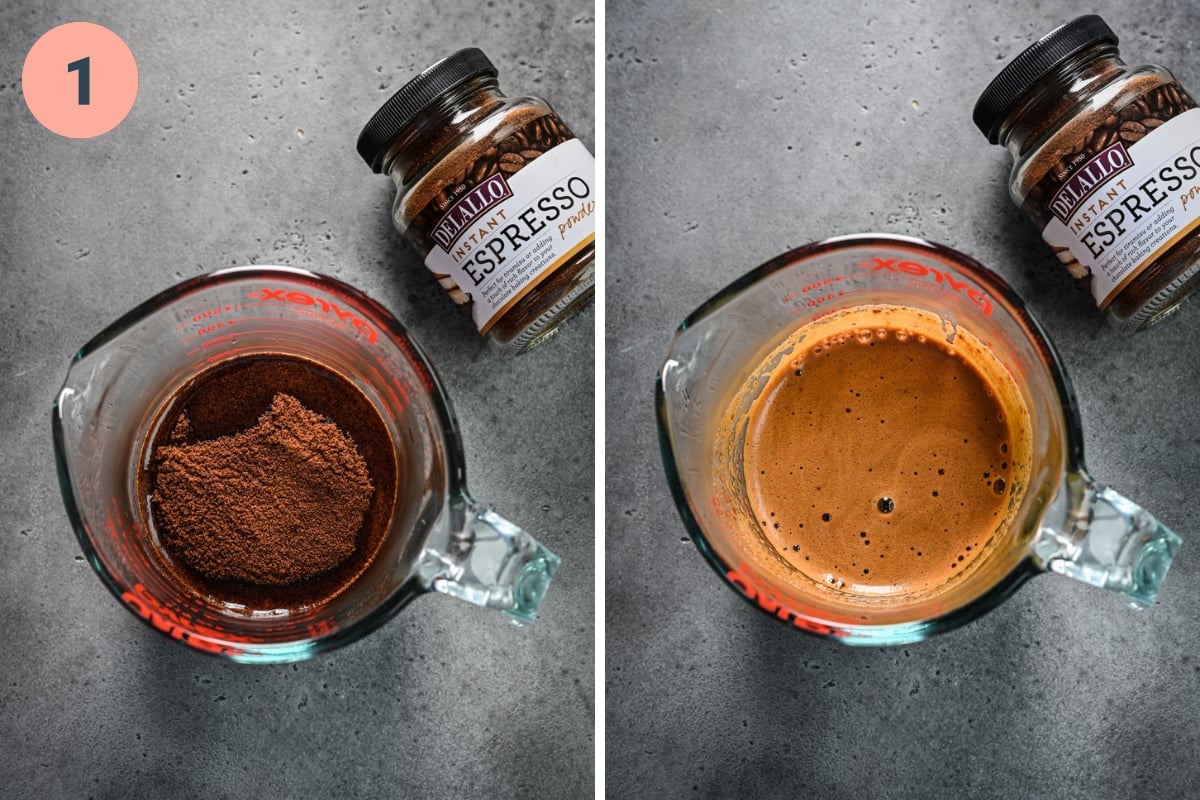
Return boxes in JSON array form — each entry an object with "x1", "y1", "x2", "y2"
[{"x1": 152, "y1": 392, "x2": 374, "y2": 586}]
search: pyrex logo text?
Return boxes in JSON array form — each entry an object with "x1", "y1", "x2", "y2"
[
  {"x1": 248, "y1": 287, "x2": 378, "y2": 344},
  {"x1": 858, "y1": 256, "x2": 993, "y2": 316},
  {"x1": 726, "y1": 566, "x2": 841, "y2": 637}
]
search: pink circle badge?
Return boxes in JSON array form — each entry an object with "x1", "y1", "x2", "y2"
[{"x1": 22, "y1": 22, "x2": 138, "y2": 138}]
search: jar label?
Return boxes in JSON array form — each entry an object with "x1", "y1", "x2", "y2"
[
  {"x1": 1038, "y1": 103, "x2": 1200, "y2": 310},
  {"x1": 418, "y1": 135, "x2": 595, "y2": 334}
]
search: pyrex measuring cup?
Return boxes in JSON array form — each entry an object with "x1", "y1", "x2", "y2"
[
  {"x1": 53, "y1": 266, "x2": 559, "y2": 662},
  {"x1": 657, "y1": 233, "x2": 1181, "y2": 645}
]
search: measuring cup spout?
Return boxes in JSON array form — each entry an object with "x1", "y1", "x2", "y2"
[{"x1": 1033, "y1": 471, "x2": 1181, "y2": 607}]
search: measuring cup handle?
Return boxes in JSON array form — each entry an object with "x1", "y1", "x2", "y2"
[
  {"x1": 418, "y1": 499, "x2": 561, "y2": 625},
  {"x1": 1033, "y1": 472, "x2": 1181, "y2": 607}
]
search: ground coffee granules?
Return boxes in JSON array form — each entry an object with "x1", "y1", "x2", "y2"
[
  {"x1": 142, "y1": 354, "x2": 398, "y2": 611},
  {"x1": 153, "y1": 393, "x2": 373, "y2": 586}
]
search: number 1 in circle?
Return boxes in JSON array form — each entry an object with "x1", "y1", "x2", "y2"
[{"x1": 67, "y1": 56, "x2": 90, "y2": 105}]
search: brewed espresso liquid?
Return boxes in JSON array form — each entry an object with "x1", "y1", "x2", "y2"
[
  {"x1": 744, "y1": 314, "x2": 1026, "y2": 597},
  {"x1": 139, "y1": 355, "x2": 398, "y2": 611}
]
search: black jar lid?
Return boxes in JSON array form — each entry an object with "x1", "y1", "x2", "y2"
[
  {"x1": 973, "y1": 15, "x2": 1119, "y2": 144},
  {"x1": 357, "y1": 47, "x2": 497, "y2": 173}
]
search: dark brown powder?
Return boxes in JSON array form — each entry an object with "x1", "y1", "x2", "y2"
[{"x1": 152, "y1": 392, "x2": 374, "y2": 586}]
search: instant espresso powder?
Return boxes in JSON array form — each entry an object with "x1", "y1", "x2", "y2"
[
  {"x1": 141, "y1": 354, "x2": 398, "y2": 611},
  {"x1": 153, "y1": 393, "x2": 372, "y2": 586},
  {"x1": 357, "y1": 48, "x2": 597, "y2": 356},
  {"x1": 975, "y1": 15, "x2": 1200, "y2": 330}
]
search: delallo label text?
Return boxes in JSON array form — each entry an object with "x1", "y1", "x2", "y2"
[
  {"x1": 456, "y1": 175, "x2": 592, "y2": 287},
  {"x1": 1049, "y1": 142, "x2": 1133, "y2": 223},
  {"x1": 431, "y1": 174, "x2": 512, "y2": 250}
]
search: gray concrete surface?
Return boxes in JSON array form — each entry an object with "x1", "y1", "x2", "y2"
[
  {"x1": 1, "y1": 2, "x2": 593, "y2": 799},
  {"x1": 607, "y1": 2, "x2": 1200, "y2": 798}
]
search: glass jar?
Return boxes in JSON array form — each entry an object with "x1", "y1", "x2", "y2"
[
  {"x1": 357, "y1": 48, "x2": 596, "y2": 356},
  {"x1": 974, "y1": 15, "x2": 1200, "y2": 331}
]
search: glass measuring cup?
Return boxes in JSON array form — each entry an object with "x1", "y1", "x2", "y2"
[
  {"x1": 657, "y1": 233, "x2": 1181, "y2": 646},
  {"x1": 53, "y1": 266, "x2": 559, "y2": 663}
]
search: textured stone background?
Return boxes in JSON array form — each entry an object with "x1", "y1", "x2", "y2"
[
  {"x1": 607, "y1": 2, "x2": 1200, "y2": 798},
  {"x1": 1, "y1": 2, "x2": 594, "y2": 798}
]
